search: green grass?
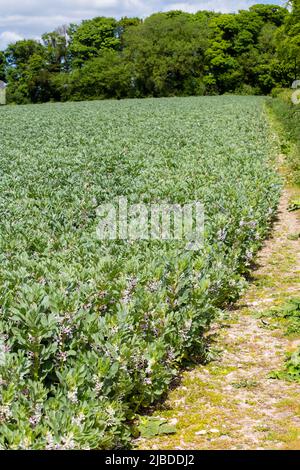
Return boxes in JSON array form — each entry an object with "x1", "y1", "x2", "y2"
[
  {"x1": 267, "y1": 92, "x2": 300, "y2": 385},
  {"x1": 0, "y1": 96, "x2": 281, "y2": 449},
  {"x1": 264, "y1": 299, "x2": 300, "y2": 383},
  {"x1": 268, "y1": 91, "x2": 300, "y2": 186}
]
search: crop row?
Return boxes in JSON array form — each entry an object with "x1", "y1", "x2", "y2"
[{"x1": 0, "y1": 96, "x2": 281, "y2": 448}]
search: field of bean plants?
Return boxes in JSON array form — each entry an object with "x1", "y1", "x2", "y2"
[{"x1": 0, "y1": 96, "x2": 281, "y2": 449}]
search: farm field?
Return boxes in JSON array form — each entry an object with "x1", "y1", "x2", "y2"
[{"x1": 0, "y1": 96, "x2": 282, "y2": 449}]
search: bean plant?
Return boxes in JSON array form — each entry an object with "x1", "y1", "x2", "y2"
[{"x1": 0, "y1": 96, "x2": 281, "y2": 449}]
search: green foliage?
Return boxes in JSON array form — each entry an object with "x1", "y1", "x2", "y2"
[
  {"x1": 205, "y1": 5, "x2": 289, "y2": 95},
  {"x1": 268, "y1": 90, "x2": 300, "y2": 185},
  {"x1": 123, "y1": 11, "x2": 209, "y2": 97},
  {"x1": 231, "y1": 379, "x2": 258, "y2": 389},
  {"x1": 249, "y1": 4, "x2": 288, "y2": 26},
  {"x1": 285, "y1": 348, "x2": 300, "y2": 381},
  {"x1": 5, "y1": 39, "x2": 44, "y2": 68},
  {"x1": 277, "y1": 0, "x2": 300, "y2": 80},
  {"x1": 288, "y1": 200, "x2": 300, "y2": 211},
  {"x1": 5, "y1": 40, "x2": 49, "y2": 104},
  {"x1": 69, "y1": 17, "x2": 120, "y2": 67},
  {"x1": 138, "y1": 417, "x2": 176, "y2": 438},
  {"x1": 265, "y1": 298, "x2": 300, "y2": 336},
  {"x1": 42, "y1": 28, "x2": 70, "y2": 73},
  {"x1": 265, "y1": 298, "x2": 300, "y2": 383},
  {"x1": 270, "y1": 349, "x2": 300, "y2": 383},
  {"x1": 0, "y1": 52, "x2": 5, "y2": 81},
  {"x1": 2, "y1": 3, "x2": 297, "y2": 103},
  {"x1": 0, "y1": 96, "x2": 281, "y2": 448},
  {"x1": 57, "y1": 50, "x2": 132, "y2": 101}
]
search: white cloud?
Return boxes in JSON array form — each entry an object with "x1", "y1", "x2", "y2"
[
  {"x1": 0, "y1": 31, "x2": 23, "y2": 49},
  {"x1": 0, "y1": 0, "x2": 284, "y2": 49}
]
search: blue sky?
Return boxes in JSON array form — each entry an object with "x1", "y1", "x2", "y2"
[{"x1": 0, "y1": 0, "x2": 285, "y2": 50}]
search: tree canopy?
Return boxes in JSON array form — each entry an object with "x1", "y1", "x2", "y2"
[{"x1": 1, "y1": 3, "x2": 299, "y2": 104}]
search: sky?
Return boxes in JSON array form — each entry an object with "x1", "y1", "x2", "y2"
[{"x1": 0, "y1": 0, "x2": 285, "y2": 50}]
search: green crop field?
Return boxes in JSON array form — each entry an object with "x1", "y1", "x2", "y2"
[{"x1": 0, "y1": 96, "x2": 281, "y2": 449}]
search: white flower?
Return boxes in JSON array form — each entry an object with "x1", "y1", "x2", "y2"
[
  {"x1": 71, "y1": 412, "x2": 85, "y2": 428},
  {"x1": 62, "y1": 433, "x2": 76, "y2": 450},
  {"x1": 0, "y1": 405, "x2": 12, "y2": 421},
  {"x1": 217, "y1": 228, "x2": 227, "y2": 241},
  {"x1": 67, "y1": 388, "x2": 78, "y2": 404}
]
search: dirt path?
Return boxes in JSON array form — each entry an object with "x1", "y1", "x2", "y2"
[{"x1": 137, "y1": 184, "x2": 300, "y2": 450}]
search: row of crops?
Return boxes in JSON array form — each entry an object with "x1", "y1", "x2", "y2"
[{"x1": 0, "y1": 96, "x2": 281, "y2": 449}]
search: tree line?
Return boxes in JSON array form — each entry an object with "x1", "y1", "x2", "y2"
[{"x1": 0, "y1": 1, "x2": 299, "y2": 104}]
